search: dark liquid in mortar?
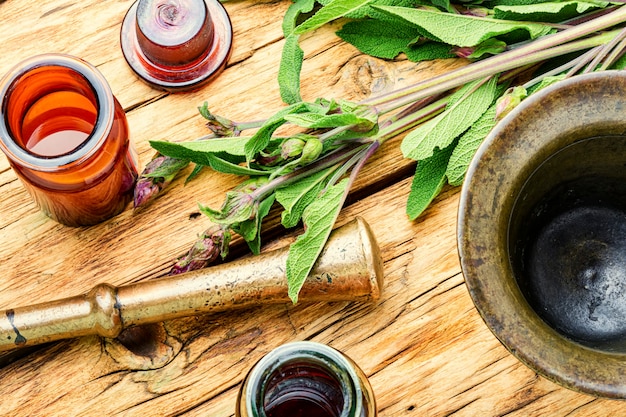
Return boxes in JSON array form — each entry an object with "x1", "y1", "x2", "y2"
[{"x1": 515, "y1": 175, "x2": 626, "y2": 350}]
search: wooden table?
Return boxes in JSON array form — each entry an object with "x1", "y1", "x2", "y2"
[{"x1": 1, "y1": 1, "x2": 625, "y2": 415}]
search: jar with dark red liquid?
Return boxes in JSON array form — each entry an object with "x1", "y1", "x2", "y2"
[
  {"x1": 236, "y1": 341, "x2": 377, "y2": 417},
  {"x1": 0, "y1": 54, "x2": 138, "y2": 226},
  {"x1": 120, "y1": 0, "x2": 232, "y2": 91}
]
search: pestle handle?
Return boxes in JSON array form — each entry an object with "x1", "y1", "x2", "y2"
[{"x1": 0, "y1": 217, "x2": 383, "y2": 352}]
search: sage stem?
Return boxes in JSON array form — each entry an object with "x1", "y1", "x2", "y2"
[{"x1": 364, "y1": 5, "x2": 626, "y2": 110}]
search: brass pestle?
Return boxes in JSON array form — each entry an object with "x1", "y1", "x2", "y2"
[{"x1": 0, "y1": 217, "x2": 383, "y2": 352}]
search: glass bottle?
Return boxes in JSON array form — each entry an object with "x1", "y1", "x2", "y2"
[
  {"x1": 0, "y1": 54, "x2": 139, "y2": 227},
  {"x1": 120, "y1": 0, "x2": 232, "y2": 91},
  {"x1": 236, "y1": 341, "x2": 377, "y2": 417}
]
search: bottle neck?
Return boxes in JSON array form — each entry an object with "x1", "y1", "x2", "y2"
[{"x1": 0, "y1": 54, "x2": 115, "y2": 173}]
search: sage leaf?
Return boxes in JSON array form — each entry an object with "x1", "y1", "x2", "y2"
[
  {"x1": 493, "y1": 1, "x2": 607, "y2": 23},
  {"x1": 527, "y1": 74, "x2": 567, "y2": 94},
  {"x1": 404, "y1": 42, "x2": 456, "y2": 62},
  {"x1": 284, "y1": 111, "x2": 376, "y2": 130},
  {"x1": 200, "y1": 191, "x2": 257, "y2": 226},
  {"x1": 293, "y1": 0, "x2": 375, "y2": 35},
  {"x1": 317, "y1": 0, "x2": 418, "y2": 19},
  {"x1": 244, "y1": 102, "x2": 308, "y2": 162},
  {"x1": 467, "y1": 38, "x2": 507, "y2": 59},
  {"x1": 279, "y1": 34, "x2": 304, "y2": 105},
  {"x1": 283, "y1": 0, "x2": 317, "y2": 36},
  {"x1": 151, "y1": 137, "x2": 250, "y2": 158},
  {"x1": 236, "y1": 194, "x2": 276, "y2": 255},
  {"x1": 276, "y1": 168, "x2": 333, "y2": 228},
  {"x1": 206, "y1": 154, "x2": 270, "y2": 176},
  {"x1": 374, "y1": 6, "x2": 553, "y2": 47},
  {"x1": 401, "y1": 77, "x2": 498, "y2": 161},
  {"x1": 185, "y1": 164, "x2": 204, "y2": 184},
  {"x1": 406, "y1": 142, "x2": 455, "y2": 220},
  {"x1": 446, "y1": 104, "x2": 498, "y2": 186},
  {"x1": 336, "y1": 18, "x2": 422, "y2": 59},
  {"x1": 286, "y1": 178, "x2": 349, "y2": 303}
]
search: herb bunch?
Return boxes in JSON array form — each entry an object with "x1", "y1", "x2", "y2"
[{"x1": 137, "y1": 2, "x2": 626, "y2": 302}]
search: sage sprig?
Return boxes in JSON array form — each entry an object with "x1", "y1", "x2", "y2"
[{"x1": 143, "y1": 3, "x2": 626, "y2": 301}]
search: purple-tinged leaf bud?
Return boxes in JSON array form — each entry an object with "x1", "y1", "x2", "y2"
[
  {"x1": 495, "y1": 86, "x2": 527, "y2": 121},
  {"x1": 170, "y1": 226, "x2": 231, "y2": 275},
  {"x1": 198, "y1": 102, "x2": 239, "y2": 137},
  {"x1": 459, "y1": 6, "x2": 489, "y2": 17},
  {"x1": 133, "y1": 155, "x2": 190, "y2": 208},
  {"x1": 453, "y1": 46, "x2": 475, "y2": 59},
  {"x1": 281, "y1": 138, "x2": 306, "y2": 159}
]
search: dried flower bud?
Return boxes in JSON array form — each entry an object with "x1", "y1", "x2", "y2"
[
  {"x1": 170, "y1": 225, "x2": 231, "y2": 275},
  {"x1": 299, "y1": 138, "x2": 323, "y2": 165},
  {"x1": 133, "y1": 155, "x2": 189, "y2": 208}
]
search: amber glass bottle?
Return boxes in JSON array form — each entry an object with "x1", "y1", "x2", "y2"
[
  {"x1": 0, "y1": 54, "x2": 138, "y2": 226},
  {"x1": 236, "y1": 342, "x2": 377, "y2": 417}
]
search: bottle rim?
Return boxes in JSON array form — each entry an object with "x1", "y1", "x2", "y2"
[
  {"x1": 0, "y1": 53, "x2": 115, "y2": 172},
  {"x1": 244, "y1": 341, "x2": 364, "y2": 417}
]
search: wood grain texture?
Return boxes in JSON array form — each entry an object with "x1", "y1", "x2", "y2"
[{"x1": 1, "y1": 0, "x2": 625, "y2": 415}]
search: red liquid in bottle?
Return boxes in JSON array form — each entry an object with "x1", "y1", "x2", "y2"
[
  {"x1": 120, "y1": 0, "x2": 232, "y2": 91},
  {"x1": 235, "y1": 342, "x2": 376, "y2": 417},
  {"x1": 264, "y1": 363, "x2": 344, "y2": 417},
  {"x1": 21, "y1": 90, "x2": 96, "y2": 156}
]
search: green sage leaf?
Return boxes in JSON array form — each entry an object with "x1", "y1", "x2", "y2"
[
  {"x1": 467, "y1": 38, "x2": 507, "y2": 59},
  {"x1": 336, "y1": 18, "x2": 422, "y2": 60},
  {"x1": 284, "y1": 111, "x2": 376, "y2": 130},
  {"x1": 527, "y1": 74, "x2": 567, "y2": 94},
  {"x1": 293, "y1": 0, "x2": 376, "y2": 35},
  {"x1": 401, "y1": 77, "x2": 498, "y2": 161},
  {"x1": 446, "y1": 104, "x2": 498, "y2": 186},
  {"x1": 244, "y1": 102, "x2": 308, "y2": 162},
  {"x1": 199, "y1": 191, "x2": 257, "y2": 225},
  {"x1": 493, "y1": 1, "x2": 607, "y2": 23},
  {"x1": 185, "y1": 164, "x2": 204, "y2": 184},
  {"x1": 286, "y1": 178, "x2": 349, "y2": 302},
  {"x1": 406, "y1": 142, "x2": 455, "y2": 220},
  {"x1": 374, "y1": 6, "x2": 553, "y2": 47},
  {"x1": 279, "y1": 34, "x2": 304, "y2": 105},
  {"x1": 283, "y1": 0, "x2": 317, "y2": 36},
  {"x1": 206, "y1": 154, "x2": 270, "y2": 176},
  {"x1": 276, "y1": 168, "x2": 333, "y2": 228},
  {"x1": 151, "y1": 137, "x2": 250, "y2": 159},
  {"x1": 235, "y1": 194, "x2": 276, "y2": 255},
  {"x1": 317, "y1": 0, "x2": 418, "y2": 19},
  {"x1": 404, "y1": 42, "x2": 456, "y2": 62}
]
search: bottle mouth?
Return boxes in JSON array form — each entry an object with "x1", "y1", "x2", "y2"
[
  {"x1": 0, "y1": 53, "x2": 115, "y2": 171},
  {"x1": 245, "y1": 342, "x2": 363, "y2": 417},
  {"x1": 135, "y1": 0, "x2": 214, "y2": 66}
]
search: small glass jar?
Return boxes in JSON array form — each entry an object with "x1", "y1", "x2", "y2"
[
  {"x1": 236, "y1": 341, "x2": 377, "y2": 417},
  {"x1": 0, "y1": 54, "x2": 138, "y2": 227},
  {"x1": 120, "y1": 0, "x2": 232, "y2": 91}
]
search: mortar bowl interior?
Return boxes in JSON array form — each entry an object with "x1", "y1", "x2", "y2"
[{"x1": 458, "y1": 71, "x2": 626, "y2": 398}]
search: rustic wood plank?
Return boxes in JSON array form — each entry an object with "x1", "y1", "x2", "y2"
[{"x1": 2, "y1": 0, "x2": 626, "y2": 416}]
